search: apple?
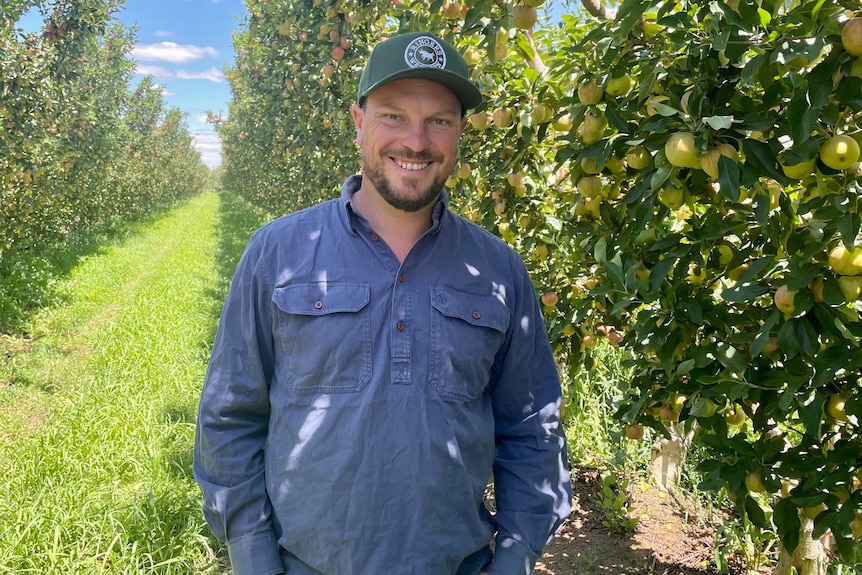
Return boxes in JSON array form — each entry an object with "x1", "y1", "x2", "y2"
[
  {"x1": 507, "y1": 172, "x2": 524, "y2": 187},
  {"x1": 745, "y1": 471, "x2": 767, "y2": 494},
  {"x1": 828, "y1": 244, "x2": 862, "y2": 276},
  {"x1": 820, "y1": 135, "x2": 860, "y2": 170},
  {"x1": 607, "y1": 330, "x2": 623, "y2": 346},
  {"x1": 827, "y1": 393, "x2": 849, "y2": 422},
  {"x1": 463, "y1": 47, "x2": 481, "y2": 67},
  {"x1": 843, "y1": 18, "x2": 862, "y2": 56},
  {"x1": 624, "y1": 423, "x2": 644, "y2": 440},
  {"x1": 331, "y1": 46, "x2": 345, "y2": 60},
  {"x1": 626, "y1": 147, "x2": 651, "y2": 170},
  {"x1": 643, "y1": 20, "x2": 663, "y2": 37},
  {"x1": 576, "y1": 175, "x2": 603, "y2": 198},
  {"x1": 541, "y1": 291, "x2": 559, "y2": 307},
  {"x1": 530, "y1": 103, "x2": 553, "y2": 125},
  {"x1": 802, "y1": 503, "x2": 827, "y2": 520},
  {"x1": 442, "y1": 1, "x2": 462, "y2": 19},
  {"x1": 456, "y1": 162, "x2": 471, "y2": 179},
  {"x1": 665, "y1": 132, "x2": 699, "y2": 168},
  {"x1": 838, "y1": 275, "x2": 862, "y2": 301},
  {"x1": 780, "y1": 157, "x2": 817, "y2": 179},
  {"x1": 577, "y1": 112, "x2": 606, "y2": 144},
  {"x1": 577, "y1": 79, "x2": 603, "y2": 105},
  {"x1": 469, "y1": 113, "x2": 489, "y2": 130},
  {"x1": 605, "y1": 73, "x2": 632, "y2": 97},
  {"x1": 658, "y1": 185, "x2": 685, "y2": 209},
  {"x1": 774, "y1": 285, "x2": 797, "y2": 316},
  {"x1": 700, "y1": 143, "x2": 737, "y2": 179},
  {"x1": 492, "y1": 106, "x2": 514, "y2": 128},
  {"x1": 581, "y1": 157, "x2": 602, "y2": 174},
  {"x1": 724, "y1": 405, "x2": 746, "y2": 426},
  {"x1": 321, "y1": 63, "x2": 335, "y2": 77},
  {"x1": 659, "y1": 404, "x2": 680, "y2": 421},
  {"x1": 339, "y1": 37, "x2": 353, "y2": 50},
  {"x1": 512, "y1": 5, "x2": 538, "y2": 29},
  {"x1": 582, "y1": 334, "x2": 597, "y2": 349}
]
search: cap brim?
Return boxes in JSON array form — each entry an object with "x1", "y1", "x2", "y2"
[{"x1": 361, "y1": 69, "x2": 483, "y2": 110}]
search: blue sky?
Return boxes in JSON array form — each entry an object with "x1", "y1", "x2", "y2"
[{"x1": 19, "y1": 1, "x2": 574, "y2": 169}]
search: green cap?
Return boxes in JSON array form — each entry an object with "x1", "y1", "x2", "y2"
[{"x1": 357, "y1": 32, "x2": 483, "y2": 110}]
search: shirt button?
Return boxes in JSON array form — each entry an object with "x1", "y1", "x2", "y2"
[
  {"x1": 398, "y1": 274, "x2": 406, "y2": 283},
  {"x1": 472, "y1": 311, "x2": 481, "y2": 319},
  {"x1": 314, "y1": 300, "x2": 324, "y2": 309},
  {"x1": 370, "y1": 234, "x2": 379, "y2": 241},
  {"x1": 396, "y1": 321, "x2": 406, "y2": 331}
]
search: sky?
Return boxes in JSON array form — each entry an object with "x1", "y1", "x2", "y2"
[{"x1": 18, "y1": 1, "x2": 574, "y2": 170}]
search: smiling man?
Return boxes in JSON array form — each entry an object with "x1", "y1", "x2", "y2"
[{"x1": 194, "y1": 31, "x2": 572, "y2": 575}]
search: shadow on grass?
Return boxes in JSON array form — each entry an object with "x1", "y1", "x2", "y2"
[{"x1": 0, "y1": 209, "x2": 174, "y2": 335}]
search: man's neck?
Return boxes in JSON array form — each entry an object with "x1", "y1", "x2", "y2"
[{"x1": 351, "y1": 186, "x2": 436, "y2": 263}]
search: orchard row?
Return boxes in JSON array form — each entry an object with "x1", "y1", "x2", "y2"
[{"x1": 0, "y1": 1, "x2": 209, "y2": 261}]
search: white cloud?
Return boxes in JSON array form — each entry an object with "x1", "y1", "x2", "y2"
[
  {"x1": 132, "y1": 42, "x2": 218, "y2": 63},
  {"x1": 135, "y1": 64, "x2": 173, "y2": 79},
  {"x1": 155, "y1": 84, "x2": 176, "y2": 97},
  {"x1": 176, "y1": 68, "x2": 225, "y2": 83},
  {"x1": 192, "y1": 130, "x2": 222, "y2": 168},
  {"x1": 154, "y1": 30, "x2": 172, "y2": 37}
]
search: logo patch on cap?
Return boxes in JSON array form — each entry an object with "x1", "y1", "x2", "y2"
[{"x1": 404, "y1": 36, "x2": 447, "y2": 70}]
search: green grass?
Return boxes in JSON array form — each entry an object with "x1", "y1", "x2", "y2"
[{"x1": 0, "y1": 191, "x2": 270, "y2": 574}]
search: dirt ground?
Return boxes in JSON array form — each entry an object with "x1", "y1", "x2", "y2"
[{"x1": 534, "y1": 465, "x2": 736, "y2": 575}]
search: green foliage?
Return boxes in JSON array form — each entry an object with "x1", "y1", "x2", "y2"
[{"x1": 0, "y1": 2, "x2": 210, "y2": 262}]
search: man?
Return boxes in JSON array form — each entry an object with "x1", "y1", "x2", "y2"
[{"x1": 194, "y1": 31, "x2": 571, "y2": 575}]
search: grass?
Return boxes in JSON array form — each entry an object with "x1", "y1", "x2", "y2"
[{"x1": 0, "y1": 191, "x2": 270, "y2": 574}]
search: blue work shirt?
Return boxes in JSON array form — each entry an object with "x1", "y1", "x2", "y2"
[{"x1": 194, "y1": 175, "x2": 572, "y2": 575}]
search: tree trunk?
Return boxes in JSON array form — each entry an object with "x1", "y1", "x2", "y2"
[
  {"x1": 772, "y1": 512, "x2": 830, "y2": 575},
  {"x1": 649, "y1": 423, "x2": 694, "y2": 490}
]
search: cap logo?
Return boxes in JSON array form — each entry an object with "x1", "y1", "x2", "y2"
[{"x1": 404, "y1": 36, "x2": 446, "y2": 70}]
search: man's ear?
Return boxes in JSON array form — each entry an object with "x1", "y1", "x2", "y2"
[{"x1": 350, "y1": 104, "x2": 364, "y2": 146}]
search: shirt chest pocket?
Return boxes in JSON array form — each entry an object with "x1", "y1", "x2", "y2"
[
  {"x1": 272, "y1": 282, "x2": 372, "y2": 393},
  {"x1": 429, "y1": 287, "x2": 510, "y2": 402}
]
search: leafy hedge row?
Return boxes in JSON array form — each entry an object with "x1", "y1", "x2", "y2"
[{"x1": 0, "y1": 0, "x2": 210, "y2": 261}]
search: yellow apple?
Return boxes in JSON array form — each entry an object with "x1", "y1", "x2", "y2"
[
  {"x1": 624, "y1": 423, "x2": 644, "y2": 440},
  {"x1": 843, "y1": 17, "x2": 862, "y2": 56},
  {"x1": 665, "y1": 132, "x2": 699, "y2": 168},
  {"x1": 724, "y1": 405, "x2": 746, "y2": 426},
  {"x1": 541, "y1": 291, "x2": 559, "y2": 307},
  {"x1": 581, "y1": 157, "x2": 602, "y2": 174},
  {"x1": 659, "y1": 185, "x2": 685, "y2": 209},
  {"x1": 745, "y1": 471, "x2": 767, "y2": 494},
  {"x1": 469, "y1": 112, "x2": 489, "y2": 130},
  {"x1": 700, "y1": 143, "x2": 738, "y2": 179},
  {"x1": 577, "y1": 112, "x2": 606, "y2": 144},
  {"x1": 576, "y1": 175, "x2": 603, "y2": 198},
  {"x1": 456, "y1": 162, "x2": 471, "y2": 179},
  {"x1": 774, "y1": 285, "x2": 797, "y2": 317},
  {"x1": 820, "y1": 135, "x2": 861, "y2": 170},
  {"x1": 828, "y1": 244, "x2": 862, "y2": 276},
  {"x1": 577, "y1": 79, "x2": 604, "y2": 105},
  {"x1": 553, "y1": 113, "x2": 573, "y2": 132},
  {"x1": 827, "y1": 393, "x2": 849, "y2": 422},
  {"x1": 605, "y1": 73, "x2": 632, "y2": 97},
  {"x1": 492, "y1": 106, "x2": 514, "y2": 128},
  {"x1": 838, "y1": 275, "x2": 862, "y2": 301},
  {"x1": 802, "y1": 503, "x2": 827, "y2": 520},
  {"x1": 780, "y1": 157, "x2": 818, "y2": 179},
  {"x1": 625, "y1": 146, "x2": 651, "y2": 169},
  {"x1": 512, "y1": 5, "x2": 538, "y2": 29}
]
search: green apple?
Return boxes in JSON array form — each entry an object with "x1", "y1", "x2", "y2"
[
  {"x1": 828, "y1": 244, "x2": 862, "y2": 276},
  {"x1": 780, "y1": 157, "x2": 817, "y2": 179},
  {"x1": 843, "y1": 18, "x2": 862, "y2": 56},
  {"x1": 577, "y1": 79, "x2": 603, "y2": 105},
  {"x1": 820, "y1": 135, "x2": 860, "y2": 170},
  {"x1": 665, "y1": 132, "x2": 699, "y2": 168},
  {"x1": 605, "y1": 73, "x2": 632, "y2": 97}
]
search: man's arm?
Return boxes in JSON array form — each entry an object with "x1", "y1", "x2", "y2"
[
  {"x1": 193, "y1": 233, "x2": 284, "y2": 575},
  {"x1": 484, "y1": 261, "x2": 572, "y2": 575}
]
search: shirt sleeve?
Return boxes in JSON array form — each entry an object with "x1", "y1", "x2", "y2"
[
  {"x1": 484, "y1": 258, "x2": 573, "y2": 575},
  {"x1": 193, "y1": 232, "x2": 284, "y2": 575}
]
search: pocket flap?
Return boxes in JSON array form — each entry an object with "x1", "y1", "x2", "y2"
[
  {"x1": 430, "y1": 287, "x2": 509, "y2": 332},
  {"x1": 273, "y1": 282, "x2": 370, "y2": 316}
]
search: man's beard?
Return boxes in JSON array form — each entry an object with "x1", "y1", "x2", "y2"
[{"x1": 363, "y1": 150, "x2": 449, "y2": 213}]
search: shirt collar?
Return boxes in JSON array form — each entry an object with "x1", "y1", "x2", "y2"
[{"x1": 340, "y1": 175, "x2": 449, "y2": 236}]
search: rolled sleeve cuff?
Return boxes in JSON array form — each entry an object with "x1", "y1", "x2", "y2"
[
  {"x1": 226, "y1": 530, "x2": 283, "y2": 575},
  {"x1": 485, "y1": 537, "x2": 537, "y2": 575}
]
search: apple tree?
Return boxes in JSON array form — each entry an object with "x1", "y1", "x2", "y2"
[{"x1": 552, "y1": 0, "x2": 862, "y2": 570}]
